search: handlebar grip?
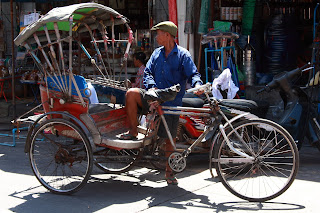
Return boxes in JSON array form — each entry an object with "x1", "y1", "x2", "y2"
[
  {"x1": 300, "y1": 62, "x2": 311, "y2": 71},
  {"x1": 256, "y1": 88, "x2": 265, "y2": 94},
  {"x1": 288, "y1": 62, "x2": 311, "y2": 79},
  {"x1": 257, "y1": 62, "x2": 311, "y2": 94},
  {"x1": 186, "y1": 82, "x2": 211, "y2": 93},
  {"x1": 256, "y1": 85, "x2": 272, "y2": 94}
]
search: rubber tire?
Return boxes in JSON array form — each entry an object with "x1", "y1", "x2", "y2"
[
  {"x1": 29, "y1": 118, "x2": 93, "y2": 195},
  {"x1": 213, "y1": 119, "x2": 299, "y2": 202}
]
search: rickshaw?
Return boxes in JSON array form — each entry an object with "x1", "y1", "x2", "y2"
[{"x1": 13, "y1": 3, "x2": 299, "y2": 202}]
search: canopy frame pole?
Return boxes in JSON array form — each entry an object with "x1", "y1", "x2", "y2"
[
  {"x1": 23, "y1": 43, "x2": 64, "y2": 95},
  {"x1": 111, "y1": 15, "x2": 116, "y2": 88},
  {"x1": 77, "y1": 41, "x2": 108, "y2": 79},
  {"x1": 43, "y1": 25, "x2": 68, "y2": 93},
  {"x1": 67, "y1": 16, "x2": 85, "y2": 107},
  {"x1": 116, "y1": 22, "x2": 133, "y2": 87},
  {"x1": 83, "y1": 22, "x2": 111, "y2": 80},
  {"x1": 33, "y1": 33, "x2": 67, "y2": 94},
  {"x1": 68, "y1": 16, "x2": 74, "y2": 98},
  {"x1": 53, "y1": 22, "x2": 68, "y2": 96},
  {"x1": 99, "y1": 20, "x2": 113, "y2": 79}
]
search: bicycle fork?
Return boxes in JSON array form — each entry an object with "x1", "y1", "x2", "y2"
[{"x1": 215, "y1": 124, "x2": 255, "y2": 164}]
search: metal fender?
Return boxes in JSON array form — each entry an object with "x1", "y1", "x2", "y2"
[
  {"x1": 24, "y1": 111, "x2": 96, "y2": 153},
  {"x1": 209, "y1": 112, "x2": 251, "y2": 154}
]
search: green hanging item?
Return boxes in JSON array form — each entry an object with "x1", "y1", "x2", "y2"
[
  {"x1": 198, "y1": 0, "x2": 211, "y2": 34},
  {"x1": 242, "y1": 0, "x2": 256, "y2": 35},
  {"x1": 213, "y1": 21, "x2": 232, "y2": 32},
  {"x1": 184, "y1": 0, "x2": 194, "y2": 34}
]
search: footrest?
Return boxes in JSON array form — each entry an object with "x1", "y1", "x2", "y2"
[
  {"x1": 101, "y1": 132, "x2": 144, "y2": 149},
  {"x1": 16, "y1": 113, "x2": 43, "y2": 123}
]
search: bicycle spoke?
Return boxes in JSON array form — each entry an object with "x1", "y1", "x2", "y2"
[
  {"x1": 29, "y1": 119, "x2": 92, "y2": 194},
  {"x1": 213, "y1": 119, "x2": 298, "y2": 202}
]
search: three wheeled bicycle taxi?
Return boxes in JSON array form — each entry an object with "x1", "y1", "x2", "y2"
[{"x1": 14, "y1": 3, "x2": 299, "y2": 202}]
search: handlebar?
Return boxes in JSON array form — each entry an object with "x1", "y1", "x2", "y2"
[
  {"x1": 256, "y1": 87, "x2": 267, "y2": 94},
  {"x1": 287, "y1": 62, "x2": 311, "y2": 79},
  {"x1": 186, "y1": 82, "x2": 211, "y2": 93},
  {"x1": 256, "y1": 62, "x2": 312, "y2": 94}
]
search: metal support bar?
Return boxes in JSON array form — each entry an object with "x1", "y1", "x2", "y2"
[
  {"x1": 162, "y1": 105, "x2": 211, "y2": 113},
  {"x1": 204, "y1": 46, "x2": 236, "y2": 83},
  {"x1": 219, "y1": 124, "x2": 254, "y2": 160},
  {"x1": 0, "y1": 126, "x2": 29, "y2": 147},
  {"x1": 160, "y1": 114, "x2": 176, "y2": 151}
]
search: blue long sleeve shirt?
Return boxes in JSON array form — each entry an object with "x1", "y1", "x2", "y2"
[{"x1": 144, "y1": 44, "x2": 202, "y2": 106}]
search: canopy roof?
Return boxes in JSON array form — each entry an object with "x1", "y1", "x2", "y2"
[{"x1": 14, "y1": 2, "x2": 129, "y2": 46}]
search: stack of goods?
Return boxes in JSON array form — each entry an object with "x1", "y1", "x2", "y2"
[
  {"x1": 0, "y1": 66, "x2": 8, "y2": 78},
  {"x1": 21, "y1": 70, "x2": 43, "y2": 82}
]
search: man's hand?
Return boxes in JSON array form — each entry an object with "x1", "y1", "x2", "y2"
[
  {"x1": 193, "y1": 84, "x2": 204, "y2": 96},
  {"x1": 147, "y1": 100, "x2": 160, "y2": 110},
  {"x1": 148, "y1": 87, "x2": 158, "y2": 91}
]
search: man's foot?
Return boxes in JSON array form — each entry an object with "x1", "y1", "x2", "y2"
[
  {"x1": 119, "y1": 132, "x2": 137, "y2": 140},
  {"x1": 165, "y1": 173, "x2": 178, "y2": 185}
]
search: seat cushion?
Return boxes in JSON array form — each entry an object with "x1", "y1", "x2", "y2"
[{"x1": 218, "y1": 99, "x2": 258, "y2": 111}]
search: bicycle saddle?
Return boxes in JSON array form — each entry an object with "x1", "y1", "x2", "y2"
[
  {"x1": 218, "y1": 99, "x2": 258, "y2": 111},
  {"x1": 144, "y1": 84, "x2": 181, "y2": 102},
  {"x1": 182, "y1": 93, "x2": 205, "y2": 108}
]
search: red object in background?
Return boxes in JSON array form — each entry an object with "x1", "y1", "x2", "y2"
[
  {"x1": 180, "y1": 114, "x2": 204, "y2": 138},
  {"x1": 149, "y1": 17, "x2": 153, "y2": 29},
  {"x1": 168, "y1": 0, "x2": 178, "y2": 44}
]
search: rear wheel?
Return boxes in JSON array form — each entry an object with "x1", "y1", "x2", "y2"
[
  {"x1": 29, "y1": 118, "x2": 93, "y2": 195},
  {"x1": 212, "y1": 119, "x2": 299, "y2": 202},
  {"x1": 94, "y1": 148, "x2": 140, "y2": 174}
]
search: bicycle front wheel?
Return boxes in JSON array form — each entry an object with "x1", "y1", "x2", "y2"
[
  {"x1": 29, "y1": 118, "x2": 93, "y2": 195},
  {"x1": 213, "y1": 119, "x2": 299, "y2": 202}
]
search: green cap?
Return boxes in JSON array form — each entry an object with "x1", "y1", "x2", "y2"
[{"x1": 151, "y1": 21, "x2": 177, "y2": 37}]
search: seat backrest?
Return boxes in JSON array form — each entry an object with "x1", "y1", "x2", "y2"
[
  {"x1": 46, "y1": 75, "x2": 89, "y2": 98},
  {"x1": 40, "y1": 85, "x2": 89, "y2": 120}
]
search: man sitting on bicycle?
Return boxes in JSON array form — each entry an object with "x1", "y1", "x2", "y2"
[{"x1": 121, "y1": 21, "x2": 203, "y2": 185}]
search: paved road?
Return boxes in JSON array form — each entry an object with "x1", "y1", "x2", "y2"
[{"x1": 0, "y1": 131, "x2": 320, "y2": 213}]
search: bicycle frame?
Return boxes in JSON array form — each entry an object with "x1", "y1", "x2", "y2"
[{"x1": 152, "y1": 83, "x2": 254, "y2": 162}]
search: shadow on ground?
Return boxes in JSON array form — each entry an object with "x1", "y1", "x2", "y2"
[{"x1": 8, "y1": 171, "x2": 305, "y2": 213}]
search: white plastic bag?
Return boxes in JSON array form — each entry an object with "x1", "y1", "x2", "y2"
[
  {"x1": 212, "y1": 68, "x2": 239, "y2": 99},
  {"x1": 87, "y1": 82, "x2": 99, "y2": 104}
]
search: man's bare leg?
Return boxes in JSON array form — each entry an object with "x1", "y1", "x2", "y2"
[{"x1": 125, "y1": 88, "x2": 142, "y2": 137}]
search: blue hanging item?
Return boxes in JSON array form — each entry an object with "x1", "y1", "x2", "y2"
[
  {"x1": 206, "y1": 52, "x2": 219, "y2": 83},
  {"x1": 211, "y1": 53, "x2": 219, "y2": 70},
  {"x1": 227, "y1": 55, "x2": 239, "y2": 88}
]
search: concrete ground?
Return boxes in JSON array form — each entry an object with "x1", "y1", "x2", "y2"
[{"x1": 0, "y1": 98, "x2": 319, "y2": 212}]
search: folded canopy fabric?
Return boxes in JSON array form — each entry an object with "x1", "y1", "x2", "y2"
[{"x1": 14, "y1": 2, "x2": 128, "y2": 46}]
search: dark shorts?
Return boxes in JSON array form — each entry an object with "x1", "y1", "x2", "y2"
[
  {"x1": 138, "y1": 88, "x2": 180, "y2": 139},
  {"x1": 138, "y1": 88, "x2": 150, "y2": 115}
]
